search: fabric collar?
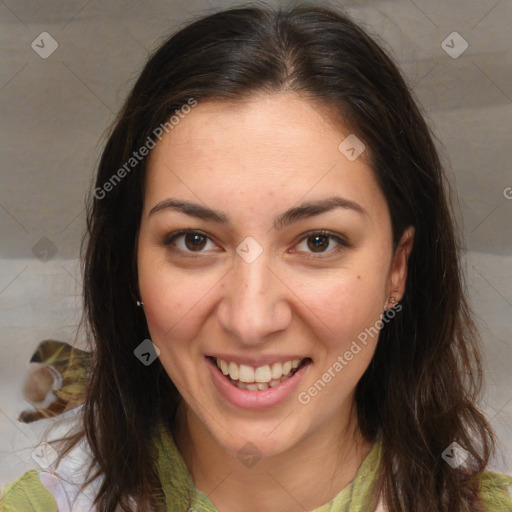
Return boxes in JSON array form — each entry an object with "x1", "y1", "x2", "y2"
[{"x1": 155, "y1": 424, "x2": 383, "y2": 512}]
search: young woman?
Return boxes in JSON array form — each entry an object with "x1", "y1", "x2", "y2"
[{"x1": 2, "y1": 3, "x2": 511, "y2": 511}]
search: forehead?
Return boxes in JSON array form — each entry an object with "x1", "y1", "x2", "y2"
[
  {"x1": 149, "y1": 93, "x2": 354, "y2": 168},
  {"x1": 144, "y1": 93, "x2": 387, "y2": 223}
]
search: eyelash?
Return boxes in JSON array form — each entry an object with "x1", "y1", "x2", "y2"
[{"x1": 161, "y1": 229, "x2": 350, "y2": 259}]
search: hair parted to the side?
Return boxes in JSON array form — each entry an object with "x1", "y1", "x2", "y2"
[{"x1": 56, "y1": 3, "x2": 496, "y2": 511}]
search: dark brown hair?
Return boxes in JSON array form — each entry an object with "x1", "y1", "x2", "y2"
[{"x1": 58, "y1": 3, "x2": 496, "y2": 511}]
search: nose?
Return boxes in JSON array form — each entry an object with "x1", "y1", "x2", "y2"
[{"x1": 216, "y1": 250, "x2": 292, "y2": 346}]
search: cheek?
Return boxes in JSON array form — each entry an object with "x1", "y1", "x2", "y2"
[
  {"x1": 138, "y1": 268, "x2": 211, "y2": 385},
  {"x1": 297, "y1": 272, "x2": 387, "y2": 409},
  {"x1": 298, "y1": 266, "x2": 388, "y2": 348},
  {"x1": 138, "y1": 255, "x2": 217, "y2": 350}
]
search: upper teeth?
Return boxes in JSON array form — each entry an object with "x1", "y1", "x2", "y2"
[{"x1": 215, "y1": 358, "x2": 302, "y2": 383}]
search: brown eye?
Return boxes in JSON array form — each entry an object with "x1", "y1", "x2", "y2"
[
  {"x1": 307, "y1": 234, "x2": 330, "y2": 252},
  {"x1": 163, "y1": 230, "x2": 214, "y2": 253},
  {"x1": 162, "y1": 229, "x2": 349, "y2": 258},
  {"x1": 295, "y1": 230, "x2": 349, "y2": 256},
  {"x1": 183, "y1": 233, "x2": 207, "y2": 251}
]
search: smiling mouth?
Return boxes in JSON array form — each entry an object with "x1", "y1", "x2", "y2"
[{"x1": 206, "y1": 356, "x2": 312, "y2": 391}]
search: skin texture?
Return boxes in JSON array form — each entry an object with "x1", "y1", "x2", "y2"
[{"x1": 137, "y1": 92, "x2": 414, "y2": 512}]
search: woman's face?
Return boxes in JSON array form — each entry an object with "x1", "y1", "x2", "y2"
[{"x1": 137, "y1": 92, "x2": 413, "y2": 458}]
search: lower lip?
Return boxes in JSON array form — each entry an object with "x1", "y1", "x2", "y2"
[{"x1": 206, "y1": 357, "x2": 310, "y2": 410}]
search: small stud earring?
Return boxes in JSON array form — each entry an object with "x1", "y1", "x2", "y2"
[
  {"x1": 136, "y1": 300, "x2": 144, "y2": 307},
  {"x1": 385, "y1": 296, "x2": 397, "y2": 310}
]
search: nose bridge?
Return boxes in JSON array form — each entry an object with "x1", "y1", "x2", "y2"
[{"x1": 217, "y1": 249, "x2": 291, "y2": 344}]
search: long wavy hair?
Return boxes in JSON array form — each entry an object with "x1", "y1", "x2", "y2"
[{"x1": 57, "y1": 3, "x2": 496, "y2": 511}]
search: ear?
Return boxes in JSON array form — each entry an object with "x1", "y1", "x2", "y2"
[{"x1": 385, "y1": 226, "x2": 415, "y2": 307}]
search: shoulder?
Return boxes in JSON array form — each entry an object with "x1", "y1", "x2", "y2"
[
  {"x1": 1, "y1": 465, "x2": 101, "y2": 512},
  {"x1": 1, "y1": 406, "x2": 102, "y2": 512},
  {"x1": 1, "y1": 469, "x2": 57, "y2": 512},
  {"x1": 373, "y1": 467, "x2": 512, "y2": 512},
  {"x1": 477, "y1": 469, "x2": 512, "y2": 511}
]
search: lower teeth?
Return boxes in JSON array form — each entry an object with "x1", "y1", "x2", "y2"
[{"x1": 228, "y1": 368, "x2": 298, "y2": 391}]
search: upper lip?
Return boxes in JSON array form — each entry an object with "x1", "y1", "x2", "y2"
[{"x1": 207, "y1": 354, "x2": 311, "y2": 367}]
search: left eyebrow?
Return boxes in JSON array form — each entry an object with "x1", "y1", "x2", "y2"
[{"x1": 148, "y1": 196, "x2": 368, "y2": 230}]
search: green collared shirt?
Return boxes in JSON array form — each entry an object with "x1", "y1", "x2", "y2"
[
  {"x1": 155, "y1": 426, "x2": 382, "y2": 512},
  {"x1": 2, "y1": 425, "x2": 512, "y2": 511}
]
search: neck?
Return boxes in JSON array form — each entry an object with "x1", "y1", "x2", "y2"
[{"x1": 172, "y1": 399, "x2": 373, "y2": 512}]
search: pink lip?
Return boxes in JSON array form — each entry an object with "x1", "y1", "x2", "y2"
[
  {"x1": 207, "y1": 354, "x2": 309, "y2": 367},
  {"x1": 206, "y1": 356, "x2": 311, "y2": 410}
]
